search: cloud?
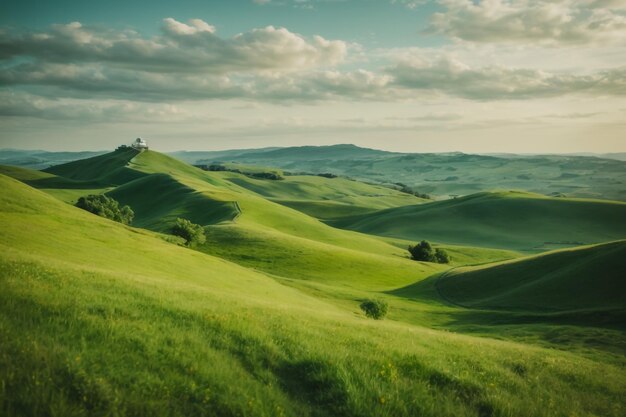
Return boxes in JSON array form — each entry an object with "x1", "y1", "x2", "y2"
[
  {"x1": 1, "y1": 19, "x2": 625, "y2": 107},
  {"x1": 0, "y1": 91, "x2": 189, "y2": 122},
  {"x1": 389, "y1": 56, "x2": 626, "y2": 99},
  {"x1": 429, "y1": 0, "x2": 626, "y2": 45},
  {"x1": 0, "y1": 19, "x2": 347, "y2": 74}
]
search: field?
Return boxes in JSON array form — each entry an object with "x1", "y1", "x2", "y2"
[{"x1": 1, "y1": 148, "x2": 625, "y2": 417}]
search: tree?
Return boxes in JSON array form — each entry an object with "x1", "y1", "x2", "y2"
[
  {"x1": 76, "y1": 194, "x2": 134, "y2": 225},
  {"x1": 360, "y1": 299, "x2": 388, "y2": 320},
  {"x1": 435, "y1": 248, "x2": 451, "y2": 264},
  {"x1": 408, "y1": 240, "x2": 435, "y2": 262},
  {"x1": 172, "y1": 218, "x2": 206, "y2": 246},
  {"x1": 408, "y1": 240, "x2": 451, "y2": 264}
]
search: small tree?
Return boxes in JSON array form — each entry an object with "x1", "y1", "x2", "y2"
[
  {"x1": 435, "y1": 248, "x2": 451, "y2": 264},
  {"x1": 408, "y1": 240, "x2": 435, "y2": 262},
  {"x1": 76, "y1": 194, "x2": 134, "y2": 225},
  {"x1": 172, "y1": 218, "x2": 206, "y2": 246},
  {"x1": 408, "y1": 240, "x2": 451, "y2": 264},
  {"x1": 360, "y1": 299, "x2": 388, "y2": 320}
]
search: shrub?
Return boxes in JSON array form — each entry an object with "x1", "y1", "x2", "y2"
[
  {"x1": 435, "y1": 248, "x2": 451, "y2": 264},
  {"x1": 76, "y1": 194, "x2": 134, "y2": 225},
  {"x1": 408, "y1": 240, "x2": 451, "y2": 264},
  {"x1": 172, "y1": 218, "x2": 206, "y2": 246},
  {"x1": 408, "y1": 240, "x2": 435, "y2": 262},
  {"x1": 359, "y1": 299, "x2": 388, "y2": 320}
]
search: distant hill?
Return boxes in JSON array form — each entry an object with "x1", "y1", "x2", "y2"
[
  {"x1": 331, "y1": 191, "x2": 626, "y2": 251},
  {"x1": 0, "y1": 149, "x2": 107, "y2": 169},
  {"x1": 172, "y1": 145, "x2": 626, "y2": 201},
  {"x1": 436, "y1": 240, "x2": 626, "y2": 313},
  {"x1": 172, "y1": 144, "x2": 395, "y2": 166},
  {"x1": 3, "y1": 145, "x2": 626, "y2": 200}
]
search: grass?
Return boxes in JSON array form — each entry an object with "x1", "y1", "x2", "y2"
[
  {"x1": 331, "y1": 191, "x2": 626, "y2": 251},
  {"x1": 2, "y1": 174, "x2": 626, "y2": 417},
  {"x1": 2, "y1": 150, "x2": 626, "y2": 416},
  {"x1": 184, "y1": 144, "x2": 626, "y2": 201},
  {"x1": 436, "y1": 240, "x2": 626, "y2": 312},
  {"x1": 217, "y1": 171, "x2": 424, "y2": 220}
]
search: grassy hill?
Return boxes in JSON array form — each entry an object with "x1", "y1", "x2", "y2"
[
  {"x1": 2, "y1": 173, "x2": 626, "y2": 417},
  {"x1": 331, "y1": 191, "x2": 626, "y2": 251},
  {"x1": 175, "y1": 145, "x2": 626, "y2": 201},
  {"x1": 44, "y1": 147, "x2": 145, "y2": 185},
  {"x1": 4, "y1": 150, "x2": 457, "y2": 290},
  {"x1": 436, "y1": 240, "x2": 626, "y2": 312},
  {"x1": 215, "y1": 171, "x2": 424, "y2": 220}
]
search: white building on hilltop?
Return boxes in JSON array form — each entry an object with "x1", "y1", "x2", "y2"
[{"x1": 132, "y1": 138, "x2": 148, "y2": 150}]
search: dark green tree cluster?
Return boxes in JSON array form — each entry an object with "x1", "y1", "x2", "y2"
[
  {"x1": 408, "y1": 240, "x2": 450, "y2": 264},
  {"x1": 76, "y1": 194, "x2": 134, "y2": 225},
  {"x1": 394, "y1": 183, "x2": 431, "y2": 199},
  {"x1": 172, "y1": 218, "x2": 206, "y2": 246},
  {"x1": 359, "y1": 299, "x2": 388, "y2": 320}
]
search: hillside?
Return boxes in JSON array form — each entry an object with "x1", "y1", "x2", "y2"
[
  {"x1": 435, "y1": 241, "x2": 626, "y2": 312},
  {"x1": 44, "y1": 147, "x2": 145, "y2": 185},
  {"x1": 331, "y1": 191, "x2": 626, "y2": 251},
  {"x1": 174, "y1": 145, "x2": 626, "y2": 201},
  {"x1": 2, "y1": 173, "x2": 626, "y2": 417},
  {"x1": 4, "y1": 150, "x2": 454, "y2": 289},
  {"x1": 214, "y1": 170, "x2": 424, "y2": 220}
]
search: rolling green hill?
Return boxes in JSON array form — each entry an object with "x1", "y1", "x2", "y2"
[
  {"x1": 4, "y1": 150, "x2": 455, "y2": 290},
  {"x1": 2, "y1": 173, "x2": 625, "y2": 417},
  {"x1": 173, "y1": 144, "x2": 626, "y2": 201},
  {"x1": 215, "y1": 171, "x2": 424, "y2": 220},
  {"x1": 331, "y1": 191, "x2": 626, "y2": 251},
  {"x1": 44, "y1": 147, "x2": 145, "y2": 185},
  {"x1": 436, "y1": 240, "x2": 626, "y2": 312}
]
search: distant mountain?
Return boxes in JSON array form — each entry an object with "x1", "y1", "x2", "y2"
[{"x1": 172, "y1": 144, "x2": 396, "y2": 165}]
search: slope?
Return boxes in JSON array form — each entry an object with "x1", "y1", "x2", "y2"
[
  {"x1": 331, "y1": 191, "x2": 626, "y2": 251},
  {"x1": 16, "y1": 150, "x2": 450, "y2": 289},
  {"x1": 44, "y1": 147, "x2": 145, "y2": 185},
  {"x1": 2, "y1": 174, "x2": 625, "y2": 417},
  {"x1": 436, "y1": 240, "x2": 626, "y2": 312},
  {"x1": 217, "y1": 171, "x2": 424, "y2": 220},
  {"x1": 180, "y1": 145, "x2": 626, "y2": 201}
]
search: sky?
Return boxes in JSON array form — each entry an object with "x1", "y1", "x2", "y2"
[{"x1": 0, "y1": 0, "x2": 625, "y2": 153}]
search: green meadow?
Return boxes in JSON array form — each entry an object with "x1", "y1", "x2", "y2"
[{"x1": 1, "y1": 148, "x2": 625, "y2": 417}]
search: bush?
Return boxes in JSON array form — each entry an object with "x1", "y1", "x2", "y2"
[
  {"x1": 434, "y1": 248, "x2": 451, "y2": 264},
  {"x1": 408, "y1": 240, "x2": 450, "y2": 264},
  {"x1": 171, "y1": 218, "x2": 206, "y2": 246},
  {"x1": 359, "y1": 299, "x2": 388, "y2": 320},
  {"x1": 76, "y1": 194, "x2": 134, "y2": 225},
  {"x1": 408, "y1": 240, "x2": 435, "y2": 262}
]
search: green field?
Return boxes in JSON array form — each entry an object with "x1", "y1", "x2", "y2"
[
  {"x1": 1, "y1": 149, "x2": 625, "y2": 417},
  {"x1": 331, "y1": 191, "x2": 626, "y2": 251}
]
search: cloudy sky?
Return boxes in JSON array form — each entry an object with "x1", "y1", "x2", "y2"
[{"x1": 1, "y1": 0, "x2": 625, "y2": 153}]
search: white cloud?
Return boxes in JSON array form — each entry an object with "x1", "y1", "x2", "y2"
[
  {"x1": 0, "y1": 19, "x2": 347, "y2": 74},
  {"x1": 429, "y1": 0, "x2": 626, "y2": 45},
  {"x1": 389, "y1": 55, "x2": 626, "y2": 99},
  {"x1": 162, "y1": 18, "x2": 216, "y2": 35}
]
